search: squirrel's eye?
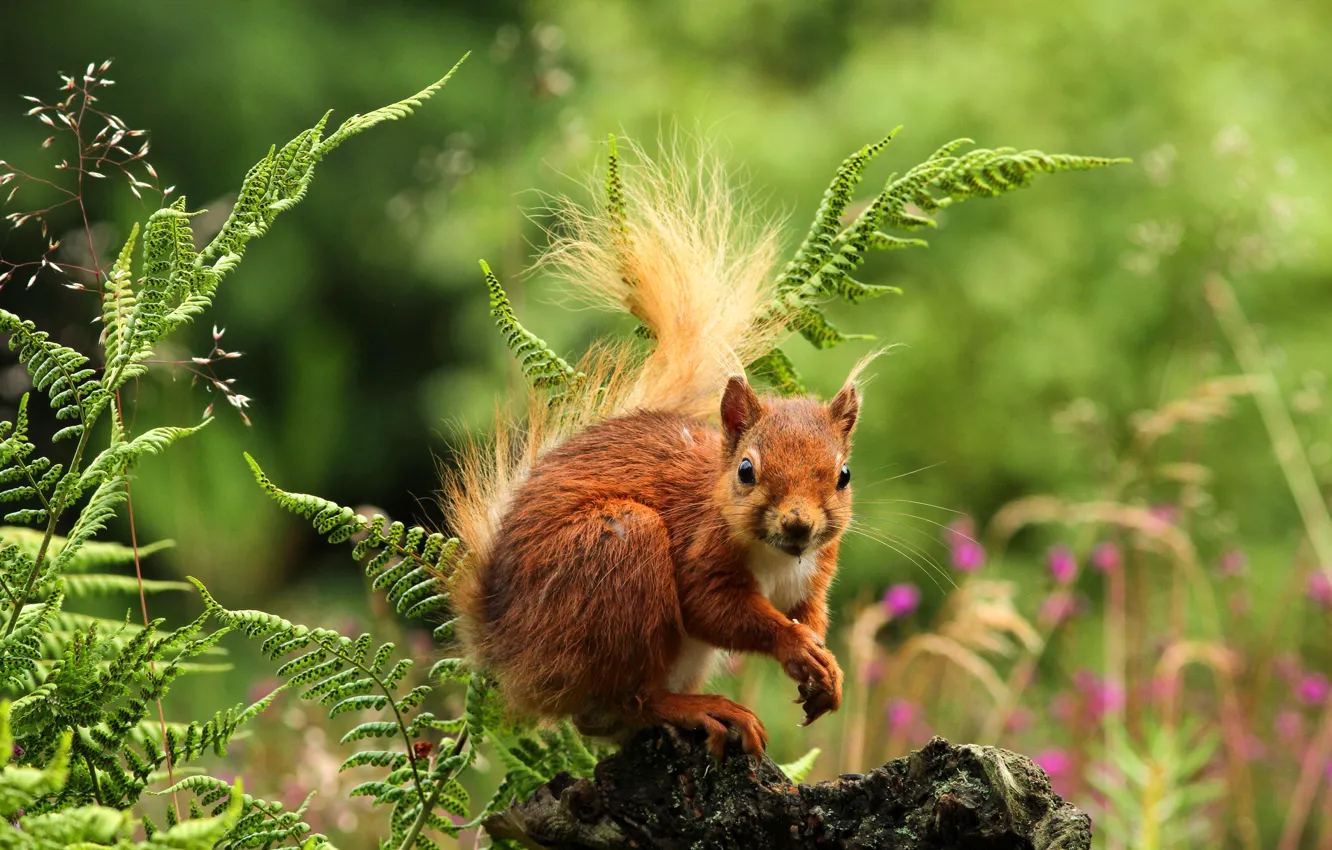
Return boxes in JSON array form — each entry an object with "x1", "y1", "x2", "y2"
[
  {"x1": 737, "y1": 458, "x2": 756, "y2": 486},
  {"x1": 837, "y1": 463, "x2": 851, "y2": 490}
]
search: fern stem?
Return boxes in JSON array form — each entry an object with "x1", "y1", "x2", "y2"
[
  {"x1": 125, "y1": 473, "x2": 181, "y2": 820},
  {"x1": 370, "y1": 655, "x2": 428, "y2": 804},
  {"x1": 397, "y1": 728, "x2": 469, "y2": 850},
  {"x1": 82, "y1": 750, "x2": 104, "y2": 806},
  {"x1": 3, "y1": 420, "x2": 96, "y2": 638},
  {"x1": 302, "y1": 630, "x2": 429, "y2": 804}
]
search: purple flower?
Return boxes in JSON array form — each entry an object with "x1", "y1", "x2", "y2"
[
  {"x1": 886, "y1": 699, "x2": 916, "y2": 731},
  {"x1": 882, "y1": 583, "x2": 921, "y2": 617},
  {"x1": 1040, "y1": 591, "x2": 1078, "y2": 625},
  {"x1": 1275, "y1": 710, "x2": 1303, "y2": 742},
  {"x1": 1296, "y1": 672, "x2": 1330, "y2": 705},
  {"x1": 1242, "y1": 735, "x2": 1267, "y2": 761},
  {"x1": 1075, "y1": 670, "x2": 1125, "y2": 720},
  {"x1": 1032, "y1": 749, "x2": 1071, "y2": 778},
  {"x1": 1149, "y1": 504, "x2": 1178, "y2": 525},
  {"x1": 10, "y1": 744, "x2": 22, "y2": 760},
  {"x1": 1048, "y1": 545, "x2": 1076, "y2": 584},
  {"x1": 1091, "y1": 542, "x2": 1121, "y2": 573},
  {"x1": 944, "y1": 517, "x2": 985, "y2": 572},
  {"x1": 1006, "y1": 708, "x2": 1033, "y2": 735},
  {"x1": 1307, "y1": 571, "x2": 1332, "y2": 608},
  {"x1": 1217, "y1": 548, "x2": 1247, "y2": 578},
  {"x1": 1150, "y1": 675, "x2": 1178, "y2": 706},
  {"x1": 860, "y1": 659, "x2": 884, "y2": 685},
  {"x1": 1049, "y1": 692, "x2": 1077, "y2": 723},
  {"x1": 952, "y1": 540, "x2": 985, "y2": 572}
]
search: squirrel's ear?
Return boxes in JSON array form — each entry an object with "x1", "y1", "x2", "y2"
[
  {"x1": 828, "y1": 381, "x2": 860, "y2": 438},
  {"x1": 721, "y1": 375, "x2": 762, "y2": 451}
]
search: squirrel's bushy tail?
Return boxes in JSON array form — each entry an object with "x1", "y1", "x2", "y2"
[
  {"x1": 539, "y1": 137, "x2": 785, "y2": 420},
  {"x1": 445, "y1": 139, "x2": 787, "y2": 659}
]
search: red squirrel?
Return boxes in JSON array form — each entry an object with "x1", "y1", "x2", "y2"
[{"x1": 447, "y1": 142, "x2": 872, "y2": 757}]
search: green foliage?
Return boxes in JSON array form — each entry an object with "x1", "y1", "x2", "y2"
[
  {"x1": 152, "y1": 776, "x2": 328, "y2": 850},
  {"x1": 776, "y1": 747, "x2": 821, "y2": 784},
  {"x1": 0, "y1": 701, "x2": 245, "y2": 849},
  {"x1": 751, "y1": 136, "x2": 1127, "y2": 392},
  {"x1": 187, "y1": 569, "x2": 471, "y2": 849},
  {"x1": 0, "y1": 59, "x2": 467, "y2": 850},
  {"x1": 1088, "y1": 721, "x2": 1224, "y2": 848},
  {"x1": 238, "y1": 463, "x2": 614, "y2": 845},
  {"x1": 478, "y1": 260, "x2": 585, "y2": 394}
]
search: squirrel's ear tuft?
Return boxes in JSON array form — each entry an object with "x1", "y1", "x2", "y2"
[
  {"x1": 828, "y1": 381, "x2": 860, "y2": 438},
  {"x1": 721, "y1": 375, "x2": 762, "y2": 451}
]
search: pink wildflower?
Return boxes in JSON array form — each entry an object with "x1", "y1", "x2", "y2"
[
  {"x1": 1006, "y1": 708, "x2": 1033, "y2": 735},
  {"x1": 861, "y1": 659, "x2": 885, "y2": 685},
  {"x1": 1275, "y1": 710, "x2": 1303, "y2": 742},
  {"x1": 1075, "y1": 670, "x2": 1125, "y2": 720},
  {"x1": 1032, "y1": 749, "x2": 1071, "y2": 778},
  {"x1": 1048, "y1": 545, "x2": 1076, "y2": 584},
  {"x1": 882, "y1": 583, "x2": 921, "y2": 617},
  {"x1": 1149, "y1": 504, "x2": 1178, "y2": 525},
  {"x1": 1296, "y1": 672, "x2": 1330, "y2": 705},
  {"x1": 943, "y1": 517, "x2": 985, "y2": 572},
  {"x1": 1217, "y1": 548, "x2": 1247, "y2": 577},
  {"x1": 1041, "y1": 591, "x2": 1078, "y2": 625},
  {"x1": 1050, "y1": 692, "x2": 1077, "y2": 724},
  {"x1": 886, "y1": 699, "x2": 916, "y2": 731},
  {"x1": 1091, "y1": 542, "x2": 1121, "y2": 573},
  {"x1": 1307, "y1": 571, "x2": 1332, "y2": 608}
]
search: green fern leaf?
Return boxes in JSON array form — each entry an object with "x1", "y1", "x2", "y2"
[
  {"x1": 479, "y1": 259, "x2": 585, "y2": 393},
  {"x1": 314, "y1": 53, "x2": 469, "y2": 159},
  {"x1": 777, "y1": 747, "x2": 822, "y2": 783},
  {"x1": 747, "y1": 348, "x2": 805, "y2": 397}
]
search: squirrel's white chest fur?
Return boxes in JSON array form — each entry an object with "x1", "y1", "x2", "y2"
[
  {"x1": 666, "y1": 544, "x2": 817, "y2": 692},
  {"x1": 746, "y1": 542, "x2": 818, "y2": 615}
]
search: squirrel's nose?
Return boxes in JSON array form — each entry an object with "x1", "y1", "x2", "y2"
[{"x1": 780, "y1": 511, "x2": 813, "y2": 542}]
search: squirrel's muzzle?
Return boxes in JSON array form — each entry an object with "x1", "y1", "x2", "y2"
[{"x1": 780, "y1": 510, "x2": 814, "y2": 543}]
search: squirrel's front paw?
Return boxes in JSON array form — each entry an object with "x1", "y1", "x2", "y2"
[{"x1": 779, "y1": 626, "x2": 843, "y2": 726}]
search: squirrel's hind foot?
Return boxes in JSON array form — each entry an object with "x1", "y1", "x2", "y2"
[{"x1": 639, "y1": 691, "x2": 768, "y2": 759}]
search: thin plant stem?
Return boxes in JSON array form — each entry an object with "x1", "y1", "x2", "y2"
[
  {"x1": 1205, "y1": 274, "x2": 1332, "y2": 580},
  {"x1": 3, "y1": 422, "x2": 96, "y2": 637},
  {"x1": 840, "y1": 605, "x2": 889, "y2": 773},
  {"x1": 1103, "y1": 554, "x2": 1128, "y2": 850},
  {"x1": 397, "y1": 729, "x2": 470, "y2": 850},
  {"x1": 1278, "y1": 695, "x2": 1332, "y2": 850},
  {"x1": 125, "y1": 477, "x2": 180, "y2": 820}
]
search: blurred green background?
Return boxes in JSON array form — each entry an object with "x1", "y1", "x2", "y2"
[{"x1": 2, "y1": 0, "x2": 1330, "y2": 845}]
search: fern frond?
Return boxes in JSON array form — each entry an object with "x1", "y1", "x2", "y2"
[
  {"x1": 315, "y1": 53, "x2": 469, "y2": 160},
  {"x1": 0, "y1": 310, "x2": 108, "y2": 431},
  {"x1": 762, "y1": 134, "x2": 1127, "y2": 360},
  {"x1": 99, "y1": 223, "x2": 140, "y2": 388},
  {"x1": 746, "y1": 348, "x2": 805, "y2": 397},
  {"x1": 60, "y1": 574, "x2": 190, "y2": 597},
  {"x1": 153, "y1": 776, "x2": 327, "y2": 849},
  {"x1": 0, "y1": 396, "x2": 56, "y2": 528},
  {"x1": 775, "y1": 132, "x2": 898, "y2": 301},
  {"x1": 0, "y1": 526, "x2": 173, "y2": 574},
  {"x1": 479, "y1": 259, "x2": 585, "y2": 393},
  {"x1": 242, "y1": 454, "x2": 458, "y2": 624},
  {"x1": 777, "y1": 747, "x2": 822, "y2": 783},
  {"x1": 0, "y1": 592, "x2": 62, "y2": 689}
]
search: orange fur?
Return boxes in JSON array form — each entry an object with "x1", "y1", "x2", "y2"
[{"x1": 445, "y1": 141, "x2": 870, "y2": 756}]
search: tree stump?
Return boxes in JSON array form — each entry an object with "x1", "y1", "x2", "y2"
[{"x1": 485, "y1": 728, "x2": 1092, "y2": 849}]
